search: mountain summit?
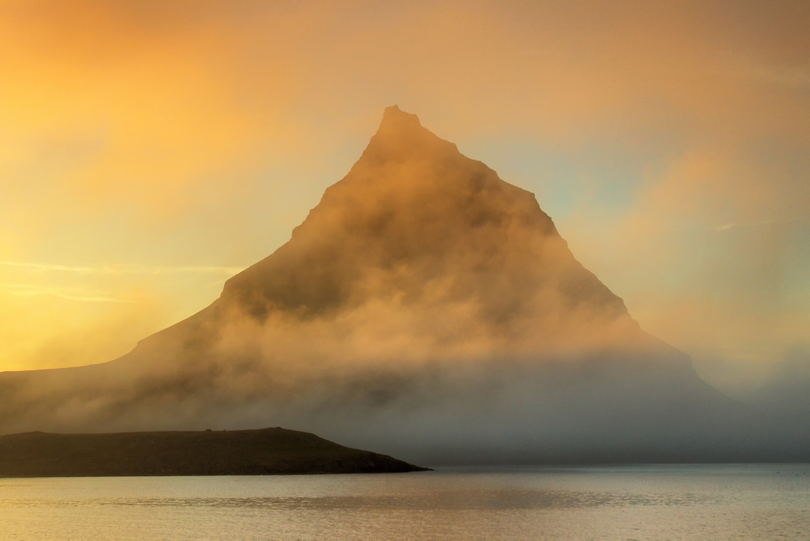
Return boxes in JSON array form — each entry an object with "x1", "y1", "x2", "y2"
[
  {"x1": 223, "y1": 105, "x2": 630, "y2": 351},
  {"x1": 1, "y1": 107, "x2": 793, "y2": 463}
]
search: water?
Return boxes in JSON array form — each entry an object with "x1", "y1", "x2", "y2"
[{"x1": 1, "y1": 465, "x2": 808, "y2": 540}]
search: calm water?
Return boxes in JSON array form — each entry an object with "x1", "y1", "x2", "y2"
[{"x1": 1, "y1": 465, "x2": 808, "y2": 540}]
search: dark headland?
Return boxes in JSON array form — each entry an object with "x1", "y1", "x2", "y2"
[{"x1": 0, "y1": 427, "x2": 428, "y2": 477}]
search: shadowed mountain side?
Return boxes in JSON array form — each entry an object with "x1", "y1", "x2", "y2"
[
  {"x1": 223, "y1": 106, "x2": 627, "y2": 326},
  {"x1": 1, "y1": 106, "x2": 805, "y2": 464},
  {"x1": 0, "y1": 427, "x2": 427, "y2": 477}
]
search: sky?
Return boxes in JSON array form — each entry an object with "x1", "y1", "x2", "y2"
[{"x1": 1, "y1": 0, "x2": 808, "y2": 393}]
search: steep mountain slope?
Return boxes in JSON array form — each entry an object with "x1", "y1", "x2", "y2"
[{"x1": 0, "y1": 106, "x2": 797, "y2": 463}]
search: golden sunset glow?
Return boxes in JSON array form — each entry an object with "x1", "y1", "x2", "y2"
[{"x1": 2, "y1": 1, "x2": 808, "y2": 395}]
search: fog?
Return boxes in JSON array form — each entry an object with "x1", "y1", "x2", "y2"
[{"x1": 0, "y1": 107, "x2": 806, "y2": 464}]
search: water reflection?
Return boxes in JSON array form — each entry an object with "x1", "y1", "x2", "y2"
[
  {"x1": 96, "y1": 489, "x2": 716, "y2": 510},
  {"x1": 0, "y1": 465, "x2": 808, "y2": 540}
]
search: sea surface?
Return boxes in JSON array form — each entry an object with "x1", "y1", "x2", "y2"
[{"x1": 1, "y1": 464, "x2": 808, "y2": 540}]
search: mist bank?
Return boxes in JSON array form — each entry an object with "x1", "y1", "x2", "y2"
[
  {"x1": 1, "y1": 340, "x2": 805, "y2": 465},
  {"x1": 1, "y1": 107, "x2": 806, "y2": 465}
]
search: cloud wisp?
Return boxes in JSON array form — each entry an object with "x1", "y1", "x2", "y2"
[
  {"x1": 714, "y1": 216, "x2": 809, "y2": 232},
  {"x1": 1, "y1": 283, "x2": 138, "y2": 304},
  {"x1": 0, "y1": 260, "x2": 242, "y2": 276}
]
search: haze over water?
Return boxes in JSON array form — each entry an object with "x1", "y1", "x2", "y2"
[{"x1": 2, "y1": 465, "x2": 808, "y2": 540}]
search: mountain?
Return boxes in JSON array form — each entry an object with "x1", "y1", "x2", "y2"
[
  {"x1": 0, "y1": 106, "x2": 804, "y2": 463},
  {"x1": 0, "y1": 427, "x2": 426, "y2": 477}
]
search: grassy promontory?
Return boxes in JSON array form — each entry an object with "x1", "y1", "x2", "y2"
[{"x1": 0, "y1": 427, "x2": 428, "y2": 477}]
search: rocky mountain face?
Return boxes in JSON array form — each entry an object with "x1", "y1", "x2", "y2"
[{"x1": 0, "y1": 106, "x2": 802, "y2": 463}]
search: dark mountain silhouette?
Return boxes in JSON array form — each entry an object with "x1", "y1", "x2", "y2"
[
  {"x1": 0, "y1": 427, "x2": 426, "y2": 477},
  {"x1": 0, "y1": 106, "x2": 806, "y2": 464}
]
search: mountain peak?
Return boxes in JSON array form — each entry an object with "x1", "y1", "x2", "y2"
[
  {"x1": 223, "y1": 106, "x2": 620, "y2": 325},
  {"x1": 376, "y1": 104, "x2": 424, "y2": 136},
  {"x1": 380, "y1": 104, "x2": 420, "y2": 125},
  {"x1": 367, "y1": 105, "x2": 455, "y2": 161}
]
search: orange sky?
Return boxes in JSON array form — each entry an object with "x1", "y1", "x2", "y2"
[{"x1": 1, "y1": 0, "x2": 808, "y2": 392}]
